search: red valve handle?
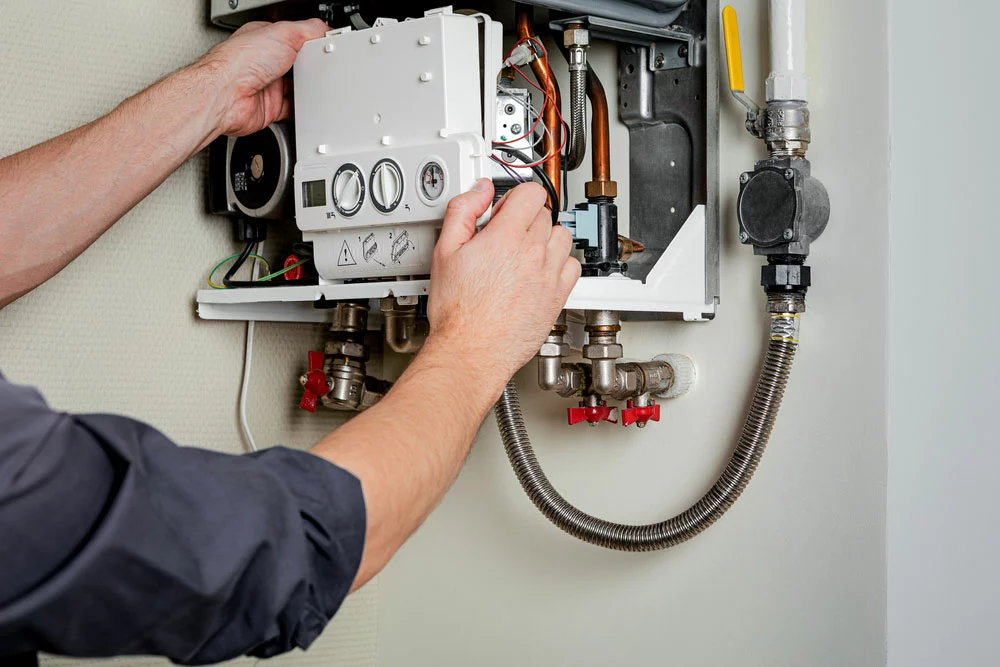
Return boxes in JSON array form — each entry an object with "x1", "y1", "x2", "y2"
[
  {"x1": 568, "y1": 401, "x2": 618, "y2": 426},
  {"x1": 299, "y1": 351, "x2": 329, "y2": 413},
  {"x1": 620, "y1": 400, "x2": 661, "y2": 427}
]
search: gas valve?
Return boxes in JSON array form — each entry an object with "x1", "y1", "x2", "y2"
[
  {"x1": 299, "y1": 351, "x2": 330, "y2": 413},
  {"x1": 568, "y1": 400, "x2": 618, "y2": 427},
  {"x1": 621, "y1": 400, "x2": 661, "y2": 428}
]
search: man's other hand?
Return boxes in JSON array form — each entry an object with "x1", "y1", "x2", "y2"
[
  {"x1": 427, "y1": 180, "x2": 582, "y2": 391},
  {"x1": 198, "y1": 19, "x2": 329, "y2": 137}
]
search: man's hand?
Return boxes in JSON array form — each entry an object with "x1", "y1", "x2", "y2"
[
  {"x1": 198, "y1": 19, "x2": 329, "y2": 137},
  {"x1": 427, "y1": 179, "x2": 581, "y2": 391}
]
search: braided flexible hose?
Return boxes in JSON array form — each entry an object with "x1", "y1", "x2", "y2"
[
  {"x1": 495, "y1": 322, "x2": 798, "y2": 551},
  {"x1": 565, "y1": 67, "x2": 588, "y2": 171}
]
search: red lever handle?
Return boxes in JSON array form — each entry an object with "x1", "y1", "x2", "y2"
[
  {"x1": 620, "y1": 401, "x2": 661, "y2": 427},
  {"x1": 568, "y1": 402, "x2": 618, "y2": 426},
  {"x1": 299, "y1": 351, "x2": 329, "y2": 413}
]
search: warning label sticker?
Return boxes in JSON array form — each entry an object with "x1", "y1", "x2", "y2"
[{"x1": 338, "y1": 241, "x2": 357, "y2": 267}]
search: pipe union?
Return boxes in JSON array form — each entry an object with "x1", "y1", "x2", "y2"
[
  {"x1": 540, "y1": 342, "x2": 571, "y2": 358},
  {"x1": 583, "y1": 343, "x2": 623, "y2": 361}
]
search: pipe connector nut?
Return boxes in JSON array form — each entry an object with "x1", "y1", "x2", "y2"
[
  {"x1": 583, "y1": 343, "x2": 624, "y2": 361},
  {"x1": 767, "y1": 293, "x2": 807, "y2": 314},
  {"x1": 564, "y1": 28, "x2": 590, "y2": 48},
  {"x1": 539, "y1": 342, "x2": 571, "y2": 358},
  {"x1": 325, "y1": 340, "x2": 368, "y2": 359},
  {"x1": 585, "y1": 180, "x2": 618, "y2": 199}
]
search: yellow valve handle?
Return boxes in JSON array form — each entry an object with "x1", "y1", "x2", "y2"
[
  {"x1": 722, "y1": 5, "x2": 760, "y2": 122},
  {"x1": 722, "y1": 6, "x2": 745, "y2": 93}
]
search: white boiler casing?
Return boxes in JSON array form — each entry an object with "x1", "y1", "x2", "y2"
[{"x1": 292, "y1": 11, "x2": 499, "y2": 282}]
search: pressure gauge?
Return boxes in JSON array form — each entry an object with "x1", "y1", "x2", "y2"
[
  {"x1": 332, "y1": 163, "x2": 365, "y2": 217},
  {"x1": 370, "y1": 159, "x2": 404, "y2": 214},
  {"x1": 420, "y1": 161, "x2": 447, "y2": 202}
]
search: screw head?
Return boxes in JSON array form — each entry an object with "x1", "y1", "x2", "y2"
[
  {"x1": 511, "y1": 124, "x2": 523, "y2": 135},
  {"x1": 783, "y1": 229, "x2": 794, "y2": 241},
  {"x1": 229, "y1": 0, "x2": 238, "y2": 8},
  {"x1": 739, "y1": 231, "x2": 750, "y2": 243},
  {"x1": 785, "y1": 169, "x2": 796, "y2": 180},
  {"x1": 654, "y1": 55, "x2": 665, "y2": 68},
  {"x1": 678, "y1": 44, "x2": 689, "y2": 58},
  {"x1": 740, "y1": 172, "x2": 750, "y2": 184}
]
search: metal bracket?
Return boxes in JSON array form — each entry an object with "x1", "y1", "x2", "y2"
[{"x1": 550, "y1": 15, "x2": 703, "y2": 71}]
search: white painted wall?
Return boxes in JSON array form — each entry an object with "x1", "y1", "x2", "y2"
[
  {"x1": 378, "y1": 1, "x2": 889, "y2": 665},
  {"x1": 887, "y1": 1, "x2": 1000, "y2": 665}
]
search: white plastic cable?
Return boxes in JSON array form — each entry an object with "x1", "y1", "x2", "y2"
[
  {"x1": 239, "y1": 321, "x2": 258, "y2": 453},
  {"x1": 766, "y1": 0, "x2": 808, "y2": 102},
  {"x1": 238, "y1": 245, "x2": 264, "y2": 453}
]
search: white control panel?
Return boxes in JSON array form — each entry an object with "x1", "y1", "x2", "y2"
[{"x1": 293, "y1": 10, "x2": 501, "y2": 282}]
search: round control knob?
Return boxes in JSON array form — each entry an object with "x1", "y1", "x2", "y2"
[
  {"x1": 420, "y1": 161, "x2": 447, "y2": 202},
  {"x1": 370, "y1": 159, "x2": 404, "y2": 214},
  {"x1": 332, "y1": 163, "x2": 365, "y2": 217}
]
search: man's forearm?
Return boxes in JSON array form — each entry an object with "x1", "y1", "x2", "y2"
[
  {"x1": 0, "y1": 63, "x2": 224, "y2": 306},
  {"x1": 311, "y1": 337, "x2": 506, "y2": 590}
]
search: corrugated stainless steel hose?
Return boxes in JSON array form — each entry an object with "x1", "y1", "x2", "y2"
[
  {"x1": 565, "y1": 67, "x2": 588, "y2": 171},
  {"x1": 495, "y1": 314, "x2": 799, "y2": 551}
]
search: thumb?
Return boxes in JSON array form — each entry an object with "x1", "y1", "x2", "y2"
[{"x1": 436, "y1": 179, "x2": 494, "y2": 256}]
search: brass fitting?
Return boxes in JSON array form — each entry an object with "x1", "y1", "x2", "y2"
[{"x1": 585, "y1": 180, "x2": 618, "y2": 199}]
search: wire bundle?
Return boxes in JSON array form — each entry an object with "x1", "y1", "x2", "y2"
[
  {"x1": 207, "y1": 242, "x2": 311, "y2": 290},
  {"x1": 492, "y1": 36, "x2": 568, "y2": 221}
]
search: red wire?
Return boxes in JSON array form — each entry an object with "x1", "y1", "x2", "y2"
[{"x1": 495, "y1": 37, "x2": 568, "y2": 169}]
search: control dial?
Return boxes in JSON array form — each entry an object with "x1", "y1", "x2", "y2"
[
  {"x1": 420, "y1": 161, "x2": 446, "y2": 202},
  {"x1": 332, "y1": 163, "x2": 365, "y2": 217},
  {"x1": 370, "y1": 159, "x2": 404, "y2": 214}
]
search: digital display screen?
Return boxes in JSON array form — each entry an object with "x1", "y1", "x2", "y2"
[{"x1": 302, "y1": 180, "x2": 327, "y2": 208}]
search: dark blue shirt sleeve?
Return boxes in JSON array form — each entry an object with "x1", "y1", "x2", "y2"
[{"x1": 0, "y1": 377, "x2": 366, "y2": 665}]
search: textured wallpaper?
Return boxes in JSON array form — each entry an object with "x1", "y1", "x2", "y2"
[{"x1": 0, "y1": 1, "x2": 378, "y2": 665}]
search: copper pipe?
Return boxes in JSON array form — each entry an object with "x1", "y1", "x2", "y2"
[
  {"x1": 516, "y1": 5, "x2": 562, "y2": 206},
  {"x1": 584, "y1": 65, "x2": 617, "y2": 199},
  {"x1": 587, "y1": 67, "x2": 611, "y2": 184}
]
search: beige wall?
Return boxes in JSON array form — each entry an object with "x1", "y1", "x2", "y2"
[{"x1": 0, "y1": 0, "x2": 889, "y2": 666}]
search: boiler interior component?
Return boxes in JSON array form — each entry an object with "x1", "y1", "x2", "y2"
[{"x1": 209, "y1": 122, "x2": 294, "y2": 221}]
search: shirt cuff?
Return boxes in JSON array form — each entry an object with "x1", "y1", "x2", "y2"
[{"x1": 247, "y1": 447, "x2": 367, "y2": 657}]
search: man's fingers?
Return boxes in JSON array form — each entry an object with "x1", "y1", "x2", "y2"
[
  {"x1": 436, "y1": 179, "x2": 494, "y2": 256},
  {"x1": 545, "y1": 224, "x2": 575, "y2": 271},
  {"x1": 528, "y1": 207, "x2": 552, "y2": 245},
  {"x1": 490, "y1": 182, "x2": 548, "y2": 234},
  {"x1": 558, "y1": 257, "x2": 583, "y2": 296},
  {"x1": 271, "y1": 18, "x2": 330, "y2": 51},
  {"x1": 276, "y1": 96, "x2": 293, "y2": 123}
]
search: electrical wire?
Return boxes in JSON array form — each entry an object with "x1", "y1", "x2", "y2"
[
  {"x1": 238, "y1": 245, "x2": 266, "y2": 454},
  {"x1": 492, "y1": 147, "x2": 559, "y2": 224},
  {"x1": 222, "y1": 240, "x2": 315, "y2": 289},
  {"x1": 240, "y1": 321, "x2": 258, "y2": 453},
  {"x1": 256, "y1": 258, "x2": 309, "y2": 283},
  {"x1": 498, "y1": 36, "x2": 569, "y2": 168},
  {"x1": 207, "y1": 252, "x2": 271, "y2": 290},
  {"x1": 208, "y1": 244, "x2": 314, "y2": 290},
  {"x1": 223, "y1": 241, "x2": 256, "y2": 289},
  {"x1": 494, "y1": 157, "x2": 529, "y2": 184}
]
